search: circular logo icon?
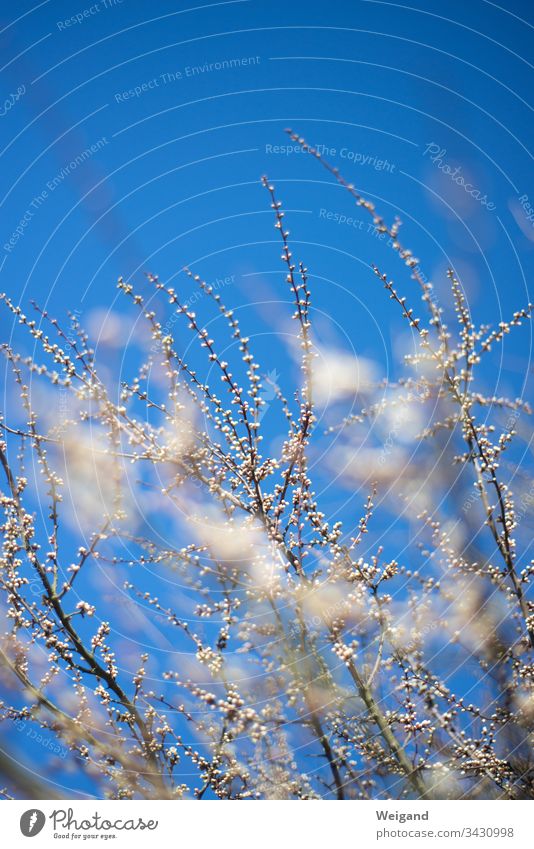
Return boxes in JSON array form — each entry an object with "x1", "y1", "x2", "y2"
[{"x1": 20, "y1": 810, "x2": 46, "y2": 837}]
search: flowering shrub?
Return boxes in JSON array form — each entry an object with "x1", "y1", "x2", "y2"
[{"x1": 1, "y1": 132, "x2": 533, "y2": 800}]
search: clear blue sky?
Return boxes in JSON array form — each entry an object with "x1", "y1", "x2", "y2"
[{"x1": 1, "y1": 0, "x2": 533, "y2": 798}]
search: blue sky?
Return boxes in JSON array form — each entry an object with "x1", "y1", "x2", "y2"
[
  {"x1": 1, "y1": 0, "x2": 533, "y2": 798},
  {"x1": 2, "y1": 0, "x2": 532, "y2": 543}
]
